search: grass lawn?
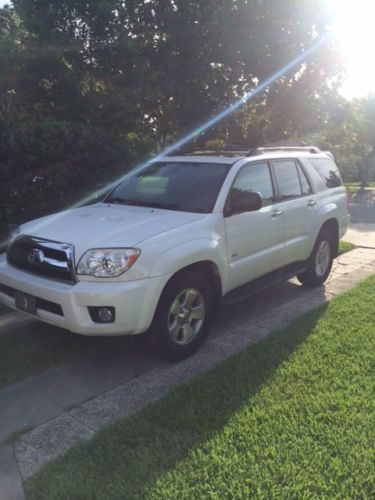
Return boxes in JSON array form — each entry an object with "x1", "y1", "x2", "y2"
[
  {"x1": 338, "y1": 240, "x2": 356, "y2": 255},
  {"x1": 0, "y1": 302, "x2": 11, "y2": 316},
  {"x1": 0, "y1": 319, "x2": 144, "y2": 389},
  {"x1": 26, "y1": 275, "x2": 375, "y2": 499},
  {"x1": 0, "y1": 322, "x2": 95, "y2": 388},
  {"x1": 345, "y1": 181, "x2": 375, "y2": 196},
  {"x1": 345, "y1": 181, "x2": 375, "y2": 188}
]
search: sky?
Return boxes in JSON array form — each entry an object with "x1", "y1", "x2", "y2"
[
  {"x1": 329, "y1": 0, "x2": 375, "y2": 99},
  {"x1": 0, "y1": 0, "x2": 374, "y2": 100}
]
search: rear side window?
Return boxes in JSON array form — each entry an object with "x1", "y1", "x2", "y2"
[
  {"x1": 298, "y1": 165, "x2": 312, "y2": 195},
  {"x1": 309, "y1": 158, "x2": 343, "y2": 188},
  {"x1": 273, "y1": 160, "x2": 302, "y2": 199}
]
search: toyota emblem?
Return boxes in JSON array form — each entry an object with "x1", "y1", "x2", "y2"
[{"x1": 28, "y1": 248, "x2": 45, "y2": 264}]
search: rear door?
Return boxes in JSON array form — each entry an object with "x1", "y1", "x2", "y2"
[
  {"x1": 224, "y1": 161, "x2": 285, "y2": 290},
  {"x1": 270, "y1": 158, "x2": 318, "y2": 264}
]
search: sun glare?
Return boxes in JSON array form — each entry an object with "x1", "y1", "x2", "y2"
[{"x1": 330, "y1": 0, "x2": 375, "y2": 98}]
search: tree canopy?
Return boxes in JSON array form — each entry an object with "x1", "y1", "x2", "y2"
[{"x1": 0, "y1": 0, "x2": 374, "y2": 233}]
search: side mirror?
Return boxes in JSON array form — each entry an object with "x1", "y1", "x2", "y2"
[{"x1": 226, "y1": 189, "x2": 263, "y2": 216}]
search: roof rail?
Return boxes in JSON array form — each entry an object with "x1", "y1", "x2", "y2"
[
  {"x1": 323, "y1": 150, "x2": 335, "y2": 161},
  {"x1": 247, "y1": 146, "x2": 321, "y2": 156},
  {"x1": 179, "y1": 149, "x2": 249, "y2": 157}
]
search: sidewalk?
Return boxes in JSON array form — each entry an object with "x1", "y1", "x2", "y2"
[
  {"x1": 344, "y1": 223, "x2": 375, "y2": 248},
  {"x1": 1, "y1": 245, "x2": 374, "y2": 499}
]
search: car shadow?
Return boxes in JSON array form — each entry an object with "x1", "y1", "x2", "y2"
[{"x1": 1, "y1": 278, "x2": 326, "y2": 392}]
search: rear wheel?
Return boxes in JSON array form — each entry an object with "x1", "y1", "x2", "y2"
[
  {"x1": 148, "y1": 271, "x2": 214, "y2": 360},
  {"x1": 297, "y1": 230, "x2": 334, "y2": 286}
]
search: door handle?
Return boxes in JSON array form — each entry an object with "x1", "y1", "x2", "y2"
[
  {"x1": 271, "y1": 209, "x2": 283, "y2": 217},
  {"x1": 307, "y1": 200, "x2": 317, "y2": 207}
]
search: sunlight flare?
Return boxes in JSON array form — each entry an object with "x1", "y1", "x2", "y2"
[{"x1": 330, "y1": 0, "x2": 375, "y2": 98}]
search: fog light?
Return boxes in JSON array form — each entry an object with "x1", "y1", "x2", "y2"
[
  {"x1": 88, "y1": 306, "x2": 115, "y2": 323},
  {"x1": 98, "y1": 307, "x2": 113, "y2": 322}
]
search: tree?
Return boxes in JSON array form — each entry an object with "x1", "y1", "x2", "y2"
[
  {"x1": 12, "y1": 1, "x2": 341, "y2": 147},
  {"x1": 1, "y1": 0, "x2": 347, "y2": 232},
  {"x1": 306, "y1": 96, "x2": 375, "y2": 183}
]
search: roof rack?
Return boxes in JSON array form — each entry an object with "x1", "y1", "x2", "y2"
[
  {"x1": 179, "y1": 149, "x2": 249, "y2": 158},
  {"x1": 323, "y1": 150, "x2": 335, "y2": 160},
  {"x1": 169, "y1": 145, "x2": 323, "y2": 159},
  {"x1": 247, "y1": 146, "x2": 321, "y2": 156}
]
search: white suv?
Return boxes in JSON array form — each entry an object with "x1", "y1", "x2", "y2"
[{"x1": 0, "y1": 147, "x2": 349, "y2": 359}]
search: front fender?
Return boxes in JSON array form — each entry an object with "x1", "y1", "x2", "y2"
[{"x1": 149, "y1": 238, "x2": 228, "y2": 289}]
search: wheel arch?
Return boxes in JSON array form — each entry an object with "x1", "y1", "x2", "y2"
[
  {"x1": 160, "y1": 260, "x2": 223, "y2": 305},
  {"x1": 319, "y1": 218, "x2": 339, "y2": 258}
]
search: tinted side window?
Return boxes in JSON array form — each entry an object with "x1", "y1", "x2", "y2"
[
  {"x1": 298, "y1": 165, "x2": 312, "y2": 195},
  {"x1": 273, "y1": 160, "x2": 302, "y2": 199},
  {"x1": 229, "y1": 162, "x2": 274, "y2": 207},
  {"x1": 309, "y1": 158, "x2": 343, "y2": 188}
]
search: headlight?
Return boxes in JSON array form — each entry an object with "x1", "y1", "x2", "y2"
[
  {"x1": 9, "y1": 226, "x2": 20, "y2": 242},
  {"x1": 77, "y1": 248, "x2": 140, "y2": 278}
]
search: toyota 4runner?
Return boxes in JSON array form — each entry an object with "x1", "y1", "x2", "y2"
[{"x1": 0, "y1": 146, "x2": 349, "y2": 359}]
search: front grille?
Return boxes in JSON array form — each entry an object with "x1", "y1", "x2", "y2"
[
  {"x1": 7, "y1": 236, "x2": 76, "y2": 284},
  {"x1": 0, "y1": 283, "x2": 64, "y2": 316},
  {"x1": 0, "y1": 283, "x2": 15, "y2": 297},
  {"x1": 36, "y1": 297, "x2": 64, "y2": 316}
]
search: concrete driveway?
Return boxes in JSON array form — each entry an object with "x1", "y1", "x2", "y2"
[
  {"x1": 0, "y1": 198, "x2": 374, "y2": 499},
  {"x1": 349, "y1": 188, "x2": 375, "y2": 224},
  {"x1": 344, "y1": 190, "x2": 375, "y2": 247}
]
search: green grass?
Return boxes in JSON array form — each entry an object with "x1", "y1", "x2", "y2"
[
  {"x1": 345, "y1": 181, "x2": 375, "y2": 196},
  {"x1": 338, "y1": 240, "x2": 356, "y2": 255},
  {"x1": 0, "y1": 319, "x2": 141, "y2": 389},
  {"x1": 0, "y1": 302, "x2": 11, "y2": 316},
  {"x1": 26, "y1": 276, "x2": 375, "y2": 499},
  {"x1": 0, "y1": 322, "x2": 96, "y2": 388},
  {"x1": 345, "y1": 181, "x2": 375, "y2": 188}
]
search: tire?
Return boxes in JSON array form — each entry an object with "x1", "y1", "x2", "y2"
[
  {"x1": 297, "y1": 229, "x2": 334, "y2": 287},
  {"x1": 147, "y1": 271, "x2": 214, "y2": 361}
]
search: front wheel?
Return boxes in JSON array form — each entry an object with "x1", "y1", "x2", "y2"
[
  {"x1": 297, "y1": 230, "x2": 334, "y2": 287},
  {"x1": 148, "y1": 271, "x2": 214, "y2": 360}
]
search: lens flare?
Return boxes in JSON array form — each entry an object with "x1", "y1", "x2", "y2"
[
  {"x1": 1, "y1": 35, "x2": 326, "y2": 248},
  {"x1": 329, "y1": 0, "x2": 375, "y2": 98},
  {"x1": 74, "y1": 35, "x2": 326, "y2": 207}
]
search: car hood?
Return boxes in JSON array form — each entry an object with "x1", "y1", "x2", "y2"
[{"x1": 20, "y1": 203, "x2": 205, "y2": 259}]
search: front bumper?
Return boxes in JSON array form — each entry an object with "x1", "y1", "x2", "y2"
[{"x1": 0, "y1": 255, "x2": 170, "y2": 336}]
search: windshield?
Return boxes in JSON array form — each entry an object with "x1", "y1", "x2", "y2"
[{"x1": 105, "y1": 162, "x2": 230, "y2": 213}]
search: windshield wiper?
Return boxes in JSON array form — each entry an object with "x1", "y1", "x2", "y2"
[
  {"x1": 145, "y1": 202, "x2": 182, "y2": 210},
  {"x1": 106, "y1": 197, "x2": 147, "y2": 206},
  {"x1": 106, "y1": 198, "x2": 183, "y2": 210}
]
